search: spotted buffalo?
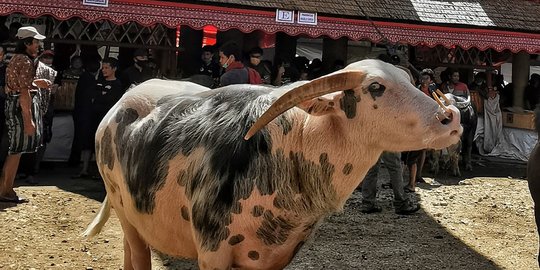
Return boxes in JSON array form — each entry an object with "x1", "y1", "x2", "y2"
[{"x1": 84, "y1": 59, "x2": 462, "y2": 270}]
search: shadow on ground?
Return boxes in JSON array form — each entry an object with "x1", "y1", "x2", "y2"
[
  {"x1": 423, "y1": 154, "x2": 527, "y2": 186},
  {"x1": 11, "y1": 157, "x2": 522, "y2": 269},
  {"x1": 150, "y1": 190, "x2": 501, "y2": 270},
  {"x1": 13, "y1": 162, "x2": 106, "y2": 202}
]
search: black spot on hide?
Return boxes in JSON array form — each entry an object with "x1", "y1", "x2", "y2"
[
  {"x1": 231, "y1": 201, "x2": 242, "y2": 214},
  {"x1": 277, "y1": 115, "x2": 293, "y2": 135},
  {"x1": 252, "y1": 205, "x2": 264, "y2": 217},
  {"x1": 184, "y1": 90, "x2": 274, "y2": 252},
  {"x1": 115, "y1": 116, "x2": 158, "y2": 213},
  {"x1": 256, "y1": 209, "x2": 295, "y2": 245},
  {"x1": 101, "y1": 127, "x2": 115, "y2": 170},
  {"x1": 177, "y1": 170, "x2": 188, "y2": 187},
  {"x1": 319, "y1": 153, "x2": 328, "y2": 164},
  {"x1": 342, "y1": 163, "x2": 353, "y2": 175},
  {"x1": 113, "y1": 89, "x2": 273, "y2": 218},
  {"x1": 368, "y1": 82, "x2": 386, "y2": 100},
  {"x1": 339, "y1": 90, "x2": 358, "y2": 119},
  {"x1": 228, "y1": 234, "x2": 245, "y2": 246},
  {"x1": 181, "y1": 206, "x2": 190, "y2": 221},
  {"x1": 95, "y1": 140, "x2": 101, "y2": 160},
  {"x1": 273, "y1": 196, "x2": 288, "y2": 209},
  {"x1": 248, "y1": 251, "x2": 260, "y2": 260}
]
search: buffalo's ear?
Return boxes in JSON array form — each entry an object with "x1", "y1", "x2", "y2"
[{"x1": 297, "y1": 93, "x2": 341, "y2": 116}]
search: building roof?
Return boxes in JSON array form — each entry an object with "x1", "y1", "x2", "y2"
[
  {"x1": 197, "y1": 0, "x2": 540, "y2": 33},
  {"x1": 2, "y1": 0, "x2": 540, "y2": 53}
]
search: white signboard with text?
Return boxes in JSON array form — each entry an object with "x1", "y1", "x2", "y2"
[
  {"x1": 275, "y1": 10, "x2": 318, "y2": 26},
  {"x1": 83, "y1": 0, "x2": 109, "y2": 7},
  {"x1": 275, "y1": 9, "x2": 294, "y2": 23},
  {"x1": 297, "y1": 12, "x2": 317, "y2": 25}
]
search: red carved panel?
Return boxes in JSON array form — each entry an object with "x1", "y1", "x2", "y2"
[{"x1": 2, "y1": 0, "x2": 539, "y2": 53}]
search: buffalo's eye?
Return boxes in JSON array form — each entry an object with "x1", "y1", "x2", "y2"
[
  {"x1": 368, "y1": 82, "x2": 385, "y2": 92},
  {"x1": 367, "y1": 82, "x2": 386, "y2": 99}
]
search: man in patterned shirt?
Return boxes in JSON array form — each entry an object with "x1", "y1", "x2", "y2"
[{"x1": 0, "y1": 26, "x2": 50, "y2": 203}]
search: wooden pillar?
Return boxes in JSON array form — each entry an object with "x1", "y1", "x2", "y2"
[
  {"x1": 512, "y1": 51, "x2": 530, "y2": 109},
  {"x1": 274, "y1": 32, "x2": 297, "y2": 63},
  {"x1": 322, "y1": 37, "x2": 348, "y2": 73},
  {"x1": 177, "y1": 25, "x2": 203, "y2": 78}
]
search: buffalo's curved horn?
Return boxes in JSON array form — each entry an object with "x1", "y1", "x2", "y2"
[{"x1": 244, "y1": 71, "x2": 366, "y2": 140}]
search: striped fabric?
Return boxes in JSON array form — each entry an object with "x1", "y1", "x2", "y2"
[{"x1": 5, "y1": 91, "x2": 43, "y2": 154}]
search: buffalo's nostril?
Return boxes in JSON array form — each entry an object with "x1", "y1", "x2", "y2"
[
  {"x1": 441, "y1": 117, "x2": 451, "y2": 125},
  {"x1": 450, "y1": 130, "x2": 459, "y2": 136}
]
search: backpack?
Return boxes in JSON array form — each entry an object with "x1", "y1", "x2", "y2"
[{"x1": 246, "y1": 67, "x2": 263, "y2": 85}]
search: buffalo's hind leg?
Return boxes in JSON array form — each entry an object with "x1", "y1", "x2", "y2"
[
  {"x1": 118, "y1": 214, "x2": 151, "y2": 270},
  {"x1": 198, "y1": 249, "x2": 233, "y2": 270}
]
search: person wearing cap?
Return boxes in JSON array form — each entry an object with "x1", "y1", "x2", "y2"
[
  {"x1": 120, "y1": 48, "x2": 153, "y2": 91},
  {"x1": 0, "y1": 26, "x2": 50, "y2": 203}
]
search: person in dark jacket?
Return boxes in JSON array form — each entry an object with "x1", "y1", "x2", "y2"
[
  {"x1": 119, "y1": 48, "x2": 153, "y2": 90},
  {"x1": 218, "y1": 42, "x2": 249, "y2": 86},
  {"x1": 246, "y1": 46, "x2": 271, "y2": 84},
  {"x1": 68, "y1": 59, "x2": 100, "y2": 167},
  {"x1": 74, "y1": 57, "x2": 123, "y2": 178}
]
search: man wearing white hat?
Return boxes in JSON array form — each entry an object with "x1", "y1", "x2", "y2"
[{"x1": 0, "y1": 26, "x2": 50, "y2": 203}]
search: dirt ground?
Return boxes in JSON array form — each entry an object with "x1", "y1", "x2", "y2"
[{"x1": 0, "y1": 155, "x2": 537, "y2": 270}]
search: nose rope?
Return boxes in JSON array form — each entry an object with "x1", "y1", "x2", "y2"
[
  {"x1": 435, "y1": 89, "x2": 452, "y2": 105},
  {"x1": 432, "y1": 90, "x2": 452, "y2": 121}
]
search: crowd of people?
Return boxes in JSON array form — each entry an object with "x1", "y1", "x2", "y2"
[{"x1": 0, "y1": 25, "x2": 538, "y2": 210}]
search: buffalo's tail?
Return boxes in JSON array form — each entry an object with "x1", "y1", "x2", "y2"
[{"x1": 82, "y1": 195, "x2": 111, "y2": 238}]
